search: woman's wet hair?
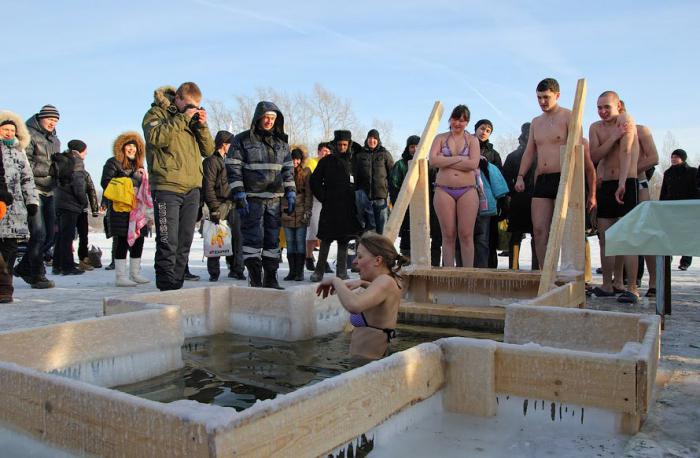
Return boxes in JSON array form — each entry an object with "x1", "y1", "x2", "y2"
[
  {"x1": 450, "y1": 104, "x2": 470, "y2": 123},
  {"x1": 358, "y1": 232, "x2": 410, "y2": 283}
]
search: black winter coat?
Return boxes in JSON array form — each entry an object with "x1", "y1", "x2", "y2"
[
  {"x1": 55, "y1": 152, "x2": 88, "y2": 214},
  {"x1": 25, "y1": 115, "x2": 61, "y2": 193},
  {"x1": 310, "y1": 151, "x2": 360, "y2": 241},
  {"x1": 660, "y1": 163, "x2": 699, "y2": 201},
  {"x1": 101, "y1": 157, "x2": 142, "y2": 237},
  {"x1": 351, "y1": 143, "x2": 394, "y2": 199},
  {"x1": 479, "y1": 140, "x2": 503, "y2": 170},
  {"x1": 502, "y1": 144, "x2": 535, "y2": 233},
  {"x1": 226, "y1": 101, "x2": 295, "y2": 199},
  {"x1": 202, "y1": 153, "x2": 230, "y2": 214}
]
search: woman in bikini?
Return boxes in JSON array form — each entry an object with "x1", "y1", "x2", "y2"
[
  {"x1": 316, "y1": 232, "x2": 408, "y2": 360},
  {"x1": 429, "y1": 105, "x2": 481, "y2": 267}
]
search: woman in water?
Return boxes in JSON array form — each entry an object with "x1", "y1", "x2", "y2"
[
  {"x1": 429, "y1": 105, "x2": 481, "y2": 267},
  {"x1": 316, "y1": 232, "x2": 407, "y2": 360}
]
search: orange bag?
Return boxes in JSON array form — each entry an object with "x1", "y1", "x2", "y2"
[{"x1": 0, "y1": 201, "x2": 6, "y2": 221}]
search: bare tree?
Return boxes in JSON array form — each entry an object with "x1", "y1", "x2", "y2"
[
  {"x1": 310, "y1": 83, "x2": 359, "y2": 142},
  {"x1": 371, "y1": 118, "x2": 401, "y2": 160},
  {"x1": 492, "y1": 133, "x2": 520, "y2": 157},
  {"x1": 662, "y1": 131, "x2": 680, "y2": 158},
  {"x1": 231, "y1": 94, "x2": 257, "y2": 134},
  {"x1": 205, "y1": 99, "x2": 234, "y2": 133}
]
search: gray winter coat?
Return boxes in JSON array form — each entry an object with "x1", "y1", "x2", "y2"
[
  {"x1": 0, "y1": 111, "x2": 40, "y2": 238},
  {"x1": 25, "y1": 114, "x2": 61, "y2": 194}
]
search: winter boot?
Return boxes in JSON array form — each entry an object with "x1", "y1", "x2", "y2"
[
  {"x1": 115, "y1": 259, "x2": 137, "y2": 287},
  {"x1": 129, "y1": 258, "x2": 150, "y2": 284},
  {"x1": 336, "y1": 244, "x2": 349, "y2": 280},
  {"x1": 262, "y1": 257, "x2": 284, "y2": 290},
  {"x1": 310, "y1": 240, "x2": 331, "y2": 282},
  {"x1": 79, "y1": 257, "x2": 94, "y2": 271},
  {"x1": 283, "y1": 254, "x2": 295, "y2": 281},
  {"x1": 244, "y1": 258, "x2": 263, "y2": 287},
  {"x1": 294, "y1": 253, "x2": 305, "y2": 281},
  {"x1": 305, "y1": 256, "x2": 315, "y2": 271},
  {"x1": 105, "y1": 259, "x2": 115, "y2": 270}
]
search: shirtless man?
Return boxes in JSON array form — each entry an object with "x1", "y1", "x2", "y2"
[
  {"x1": 621, "y1": 100, "x2": 659, "y2": 296},
  {"x1": 589, "y1": 91, "x2": 641, "y2": 303},
  {"x1": 515, "y1": 78, "x2": 596, "y2": 266}
]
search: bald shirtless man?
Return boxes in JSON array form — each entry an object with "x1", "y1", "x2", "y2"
[
  {"x1": 515, "y1": 78, "x2": 596, "y2": 266},
  {"x1": 589, "y1": 91, "x2": 640, "y2": 303}
]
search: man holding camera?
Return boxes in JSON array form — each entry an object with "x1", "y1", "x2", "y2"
[
  {"x1": 226, "y1": 101, "x2": 295, "y2": 289},
  {"x1": 142, "y1": 82, "x2": 215, "y2": 291}
]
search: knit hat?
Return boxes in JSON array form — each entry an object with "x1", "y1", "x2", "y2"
[
  {"x1": 474, "y1": 119, "x2": 493, "y2": 132},
  {"x1": 67, "y1": 139, "x2": 87, "y2": 153},
  {"x1": 214, "y1": 130, "x2": 233, "y2": 149},
  {"x1": 366, "y1": 129, "x2": 381, "y2": 142},
  {"x1": 333, "y1": 130, "x2": 352, "y2": 142},
  {"x1": 406, "y1": 135, "x2": 420, "y2": 147},
  {"x1": 671, "y1": 149, "x2": 687, "y2": 162},
  {"x1": 37, "y1": 104, "x2": 60, "y2": 120},
  {"x1": 0, "y1": 120, "x2": 16, "y2": 129}
]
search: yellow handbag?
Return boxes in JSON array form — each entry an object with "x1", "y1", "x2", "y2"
[{"x1": 104, "y1": 177, "x2": 135, "y2": 212}]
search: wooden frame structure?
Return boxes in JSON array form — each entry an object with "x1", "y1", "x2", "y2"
[{"x1": 0, "y1": 301, "x2": 659, "y2": 456}]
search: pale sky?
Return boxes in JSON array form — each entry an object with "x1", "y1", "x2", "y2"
[{"x1": 4, "y1": 0, "x2": 699, "y2": 181}]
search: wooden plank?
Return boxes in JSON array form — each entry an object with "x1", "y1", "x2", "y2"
[
  {"x1": 212, "y1": 345, "x2": 445, "y2": 457},
  {"x1": 495, "y1": 344, "x2": 637, "y2": 414},
  {"x1": 385, "y1": 101, "x2": 443, "y2": 241},
  {"x1": 560, "y1": 144, "x2": 586, "y2": 275},
  {"x1": 409, "y1": 158, "x2": 431, "y2": 266},
  {"x1": 0, "y1": 363, "x2": 211, "y2": 457},
  {"x1": 539, "y1": 78, "x2": 587, "y2": 295},
  {"x1": 400, "y1": 301, "x2": 506, "y2": 321}
]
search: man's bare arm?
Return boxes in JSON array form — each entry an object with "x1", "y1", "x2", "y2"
[
  {"x1": 514, "y1": 121, "x2": 537, "y2": 192},
  {"x1": 589, "y1": 123, "x2": 618, "y2": 163},
  {"x1": 583, "y1": 138, "x2": 596, "y2": 210},
  {"x1": 636, "y1": 126, "x2": 659, "y2": 174}
]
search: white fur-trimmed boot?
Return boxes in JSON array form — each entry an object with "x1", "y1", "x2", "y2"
[
  {"x1": 115, "y1": 259, "x2": 137, "y2": 287},
  {"x1": 129, "y1": 258, "x2": 150, "y2": 284}
]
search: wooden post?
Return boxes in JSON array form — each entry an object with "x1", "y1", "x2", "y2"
[
  {"x1": 384, "y1": 101, "x2": 443, "y2": 242},
  {"x1": 538, "y1": 78, "x2": 587, "y2": 295},
  {"x1": 560, "y1": 144, "x2": 586, "y2": 275},
  {"x1": 409, "y1": 159, "x2": 431, "y2": 266}
]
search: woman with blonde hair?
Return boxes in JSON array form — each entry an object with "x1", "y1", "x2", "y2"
[{"x1": 101, "y1": 131, "x2": 150, "y2": 286}]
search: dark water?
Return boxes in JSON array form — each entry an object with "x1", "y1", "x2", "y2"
[{"x1": 116, "y1": 326, "x2": 500, "y2": 411}]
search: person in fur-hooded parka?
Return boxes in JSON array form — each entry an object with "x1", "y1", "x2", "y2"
[
  {"x1": 0, "y1": 111, "x2": 40, "y2": 302},
  {"x1": 101, "y1": 131, "x2": 150, "y2": 286}
]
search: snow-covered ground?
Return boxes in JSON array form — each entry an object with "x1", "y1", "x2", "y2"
[{"x1": 0, "y1": 231, "x2": 698, "y2": 457}]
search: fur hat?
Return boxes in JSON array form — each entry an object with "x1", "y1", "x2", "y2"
[
  {"x1": 333, "y1": 130, "x2": 352, "y2": 142},
  {"x1": 0, "y1": 111, "x2": 31, "y2": 150},
  {"x1": 406, "y1": 135, "x2": 420, "y2": 147}
]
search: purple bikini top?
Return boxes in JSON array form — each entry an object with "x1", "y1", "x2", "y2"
[{"x1": 441, "y1": 133, "x2": 470, "y2": 157}]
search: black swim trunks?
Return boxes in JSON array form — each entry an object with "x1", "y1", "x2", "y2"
[
  {"x1": 597, "y1": 178, "x2": 638, "y2": 219},
  {"x1": 533, "y1": 173, "x2": 561, "y2": 200}
]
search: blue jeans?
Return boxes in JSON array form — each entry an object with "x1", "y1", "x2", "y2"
[
  {"x1": 355, "y1": 190, "x2": 388, "y2": 234},
  {"x1": 241, "y1": 198, "x2": 281, "y2": 261},
  {"x1": 284, "y1": 227, "x2": 307, "y2": 254}
]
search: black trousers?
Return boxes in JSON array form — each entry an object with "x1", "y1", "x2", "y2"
[
  {"x1": 152, "y1": 189, "x2": 199, "y2": 291},
  {"x1": 77, "y1": 211, "x2": 89, "y2": 260},
  {"x1": 55, "y1": 209, "x2": 80, "y2": 271},
  {"x1": 0, "y1": 238, "x2": 18, "y2": 300},
  {"x1": 115, "y1": 234, "x2": 145, "y2": 259}
]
